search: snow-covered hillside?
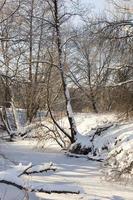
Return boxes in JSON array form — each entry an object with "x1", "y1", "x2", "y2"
[
  {"x1": 58, "y1": 112, "x2": 117, "y2": 134},
  {"x1": 71, "y1": 122, "x2": 133, "y2": 156}
]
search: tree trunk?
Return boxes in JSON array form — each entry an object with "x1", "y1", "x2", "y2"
[
  {"x1": 53, "y1": 0, "x2": 77, "y2": 143},
  {"x1": 90, "y1": 88, "x2": 98, "y2": 113}
]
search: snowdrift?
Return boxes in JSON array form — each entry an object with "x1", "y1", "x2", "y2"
[
  {"x1": 104, "y1": 128, "x2": 133, "y2": 181},
  {"x1": 69, "y1": 121, "x2": 133, "y2": 180}
]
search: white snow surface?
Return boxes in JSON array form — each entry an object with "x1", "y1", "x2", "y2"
[
  {"x1": 58, "y1": 112, "x2": 117, "y2": 134},
  {"x1": 0, "y1": 140, "x2": 133, "y2": 200},
  {"x1": 0, "y1": 113, "x2": 133, "y2": 200},
  {"x1": 104, "y1": 125, "x2": 133, "y2": 181},
  {"x1": 0, "y1": 162, "x2": 82, "y2": 194}
]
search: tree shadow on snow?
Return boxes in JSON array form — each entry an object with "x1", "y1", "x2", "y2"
[
  {"x1": 111, "y1": 195, "x2": 125, "y2": 200},
  {"x1": 93, "y1": 195, "x2": 125, "y2": 200}
]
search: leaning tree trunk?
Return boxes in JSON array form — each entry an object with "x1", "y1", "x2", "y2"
[{"x1": 53, "y1": 0, "x2": 78, "y2": 143}]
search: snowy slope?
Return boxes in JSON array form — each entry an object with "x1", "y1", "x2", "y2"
[
  {"x1": 71, "y1": 123, "x2": 133, "y2": 156},
  {"x1": 58, "y1": 112, "x2": 116, "y2": 134},
  {"x1": 104, "y1": 125, "x2": 133, "y2": 181},
  {"x1": 20, "y1": 113, "x2": 117, "y2": 148}
]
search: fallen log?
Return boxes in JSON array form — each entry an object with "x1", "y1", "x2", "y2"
[{"x1": 0, "y1": 180, "x2": 80, "y2": 194}]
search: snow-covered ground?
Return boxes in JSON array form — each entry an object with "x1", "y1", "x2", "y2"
[
  {"x1": 0, "y1": 113, "x2": 133, "y2": 200},
  {"x1": 58, "y1": 112, "x2": 117, "y2": 134},
  {"x1": 0, "y1": 140, "x2": 133, "y2": 200}
]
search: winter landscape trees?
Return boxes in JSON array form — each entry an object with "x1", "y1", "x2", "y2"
[{"x1": 0, "y1": 0, "x2": 133, "y2": 199}]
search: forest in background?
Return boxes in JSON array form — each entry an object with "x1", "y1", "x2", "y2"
[{"x1": 0, "y1": 0, "x2": 133, "y2": 121}]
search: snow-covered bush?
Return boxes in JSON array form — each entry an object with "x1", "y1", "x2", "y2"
[
  {"x1": 69, "y1": 123, "x2": 114, "y2": 158},
  {"x1": 103, "y1": 132, "x2": 133, "y2": 182}
]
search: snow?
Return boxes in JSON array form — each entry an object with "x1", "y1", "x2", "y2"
[
  {"x1": 0, "y1": 139, "x2": 133, "y2": 200},
  {"x1": 70, "y1": 117, "x2": 133, "y2": 159},
  {"x1": 65, "y1": 87, "x2": 73, "y2": 118},
  {"x1": 19, "y1": 113, "x2": 117, "y2": 149},
  {"x1": 104, "y1": 124, "x2": 133, "y2": 181},
  {"x1": 58, "y1": 112, "x2": 116, "y2": 134},
  {"x1": 26, "y1": 162, "x2": 55, "y2": 173},
  {"x1": 0, "y1": 113, "x2": 133, "y2": 199},
  {"x1": 0, "y1": 162, "x2": 82, "y2": 193}
]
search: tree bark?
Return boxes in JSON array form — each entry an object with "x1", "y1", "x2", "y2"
[{"x1": 53, "y1": 0, "x2": 77, "y2": 143}]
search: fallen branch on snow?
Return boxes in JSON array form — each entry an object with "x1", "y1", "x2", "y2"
[
  {"x1": 0, "y1": 163, "x2": 82, "y2": 194},
  {"x1": 18, "y1": 162, "x2": 56, "y2": 176},
  {"x1": 90, "y1": 123, "x2": 113, "y2": 142},
  {"x1": 66, "y1": 152, "x2": 103, "y2": 162},
  {"x1": 0, "y1": 180, "x2": 81, "y2": 194}
]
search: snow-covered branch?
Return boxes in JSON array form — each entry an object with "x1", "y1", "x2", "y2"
[
  {"x1": 18, "y1": 162, "x2": 56, "y2": 176},
  {"x1": 108, "y1": 79, "x2": 133, "y2": 87},
  {"x1": 0, "y1": 163, "x2": 82, "y2": 194}
]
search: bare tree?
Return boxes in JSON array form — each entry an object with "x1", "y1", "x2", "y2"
[
  {"x1": 43, "y1": 0, "x2": 79, "y2": 144},
  {"x1": 68, "y1": 23, "x2": 113, "y2": 113}
]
